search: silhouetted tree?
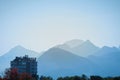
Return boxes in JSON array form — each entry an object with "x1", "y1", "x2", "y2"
[
  {"x1": 90, "y1": 75, "x2": 103, "y2": 80},
  {"x1": 19, "y1": 72, "x2": 32, "y2": 80},
  {"x1": 113, "y1": 76, "x2": 120, "y2": 80},
  {"x1": 39, "y1": 76, "x2": 53, "y2": 80},
  {"x1": 57, "y1": 76, "x2": 82, "y2": 80},
  {"x1": 2, "y1": 68, "x2": 37, "y2": 80},
  {"x1": 2, "y1": 68, "x2": 120, "y2": 80},
  {"x1": 57, "y1": 77, "x2": 63, "y2": 80},
  {"x1": 72, "y1": 76, "x2": 82, "y2": 80},
  {"x1": 81, "y1": 74, "x2": 88, "y2": 80},
  {"x1": 4, "y1": 68, "x2": 19, "y2": 80},
  {"x1": 32, "y1": 74, "x2": 39, "y2": 80}
]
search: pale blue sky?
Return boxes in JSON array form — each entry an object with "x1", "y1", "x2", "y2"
[{"x1": 0, "y1": 0, "x2": 120, "y2": 55}]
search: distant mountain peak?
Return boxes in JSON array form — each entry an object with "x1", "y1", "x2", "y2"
[
  {"x1": 14, "y1": 45, "x2": 25, "y2": 49},
  {"x1": 10, "y1": 45, "x2": 26, "y2": 51},
  {"x1": 4, "y1": 45, "x2": 39, "y2": 58},
  {"x1": 56, "y1": 39, "x2": 99, "y2": 57},
  {"x1": 102, "y1": 46, "x2": 119, "y2": 51},
  {"x1": 83, "y1": 40, "x2": 94, "y2": 45},
  {"x1": 86, "y1": 40, "x2": 90, "y2": 42},
  {"x1": 76, "y1": 40, "x2": 98, "y2": 49},
  {"x1": 64, "y1": 39, "x2": 84, "y2": 48},
  {"x1": 66, "y1": 39, "x2": 84, "y2": 43},
  {"x1": 102, "y1": 46, "x2": 109, "y2": 49}
]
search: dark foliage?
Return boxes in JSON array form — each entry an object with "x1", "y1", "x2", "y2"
[
  {"x1": 0, "y1": 68, "x2": 120, "y2": 80},
  {"x1": 57, "y1": 75, "x2": 120, "y2": 80},
  {"x1": 0, "y1": 68, "x2": 38, "y2": 80},
  {"x1": 39, "y1": 76, "x2": 53, "y2": 80}
]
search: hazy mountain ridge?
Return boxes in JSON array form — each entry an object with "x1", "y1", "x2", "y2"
[
  {"x1": 56, "y1": 40, "x2": 100, "y2": 57},
  {"x1": 0, "y1": 39, "x2": 120, "y2": 78},
  {"x1": 37, "y1": 47, "x2": 96, "y2": 78},
  {"x1": 88, "y1": 46, "x2": 120, "y2": 76}
]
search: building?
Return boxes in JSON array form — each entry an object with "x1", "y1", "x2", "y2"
[{"x1": 11, "y1": 55, "x2": 37, "y2": 75}]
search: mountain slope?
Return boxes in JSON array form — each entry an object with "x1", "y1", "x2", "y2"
[
  {"x1": 61, "y1": 39, "x2": 84, "y2": 48},
  {"x1": 56, "y1": 39, "x2": 84, "y2": 53},
  {"x1": 88, "y1": 46, "x2": 120, "y2": 76},
  {"x1": 72, "y1": 40, "x2": 99, "y2": 57},
  {"x1": 38, "y1": 47, "x2": 96, "y2": 78},
  {"x1": 0, "y1": 41, "x2": 120, "y2": 77},
  {"x1": 0, "y1": 45, "x2": 39, "y2": 72},
  {"x1": 57, "y1": 40, "x2": 100, "y2": 57}
]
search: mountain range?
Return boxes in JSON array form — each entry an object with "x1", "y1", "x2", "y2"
[
  {"x1": 0, "y1": 39, "x2": 120, "y2": 78},
  {"x1": 37, "y1": 47, "x2": 96, "y2": 77},
  {"x1": 88, "y1": 46, "x2": 120, "y2": 76},
  {"x1": 56, "y1": 39, "x2": 100, "y2": 57}
]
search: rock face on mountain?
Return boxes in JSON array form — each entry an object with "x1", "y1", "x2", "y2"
[
  {"x1": 0, "y1": 45, "x2": 39, "y2": 72},
  {"x1": 37, "y1": 47, "x2": 96, "y2": 78},
  {"x1": 57, "y1": 40, "x2": 100, "y2": 57}
]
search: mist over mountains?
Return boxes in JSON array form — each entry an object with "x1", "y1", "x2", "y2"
[
  {"x1": 37, "y1": 47, "x2": 95, "y2": 77},
  {"x1": 0, "y1": 39, "x2": 120, "y2": 78},
  {"x1": 56, "y1": 39, "x2": 100, "y2": 57}
]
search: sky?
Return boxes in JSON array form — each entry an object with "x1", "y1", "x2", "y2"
[{"x1": 0, "y1": 0, "x2": 120, "y2": 55}]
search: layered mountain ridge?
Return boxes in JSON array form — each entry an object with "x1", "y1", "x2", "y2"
[
  {"x1": 37, "y1": 47, "x2": 95, "y2": 77},
  {"x1": 56, "y1": 40, "x2": 100, "y2": 57},
  {"x1": 0, "y1": 39, "x2": 120, "y2": 78}
]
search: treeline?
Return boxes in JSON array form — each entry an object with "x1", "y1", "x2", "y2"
[
  {"x1": 0, "y1": 68, "x2": 120, "y2": 80},
  {"x1": 57, "y1": 75, "x2": 120, "y2": 80}
]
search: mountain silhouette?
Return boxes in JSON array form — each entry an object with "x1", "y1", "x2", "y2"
[
  {"x1": 56, "y1": 39, "x2": 84, "y2": 53},
  {"x1": 37, "y1": 47, "x2": 96, "y2": 78},
  {"x1": 0, "y1": 45, "x2": 39, "y2": 72},
  {"x1": 57, "y1": 40, "x2": 100, "y2": 57},
  {"x1": 0, "y1": 40, "x2": 120, "y2": 78},
  {"x1": 60, "y1": 39, "x2": 84, "y2": 48},
  {"x1": 88, "y1": 46, "x2": 120, "y2": 76}
]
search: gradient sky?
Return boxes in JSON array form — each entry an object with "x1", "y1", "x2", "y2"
[{"x1": 0, "y1": 0, "x2": 120, "y2": 55}]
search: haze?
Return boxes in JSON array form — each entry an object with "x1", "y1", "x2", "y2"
[{"x1": 0, "y1": 0, "x2": 120, "y2": 55}]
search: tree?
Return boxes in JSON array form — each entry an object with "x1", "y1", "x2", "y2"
[
  {"x1": 90, "y1": 76, "x2": 103, "y2": 80},
  {"x1": 19, "y1": 72, "x2": 32, "y2": 80},
  {"x1": 72, "y1": 76, "x2": 82, "y2": 80},
  {"x1": 81, "y1": 74, "x2": 88, "y2": 80},
  {"x1": 32, "y1": 74, "x2": 39, "y2": 80},
  {"x1": 39, "y1": 76, "x2": 53, "y2": 80},
  {"x1": 4, "y1": 68, "x2": 19, "y2": 80},
  {"x1": 0, "y1": 78, "x2": 3, "y2": 80},
  {"x1": 57, "y1": 77, "x2": 63, "y2": 80},
  {"x1": 3, "y1": 68, "x2": 35, "y2": 80},
  {"x1": 113, "y1": 76, "x2": 120, "y2": 80}
]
